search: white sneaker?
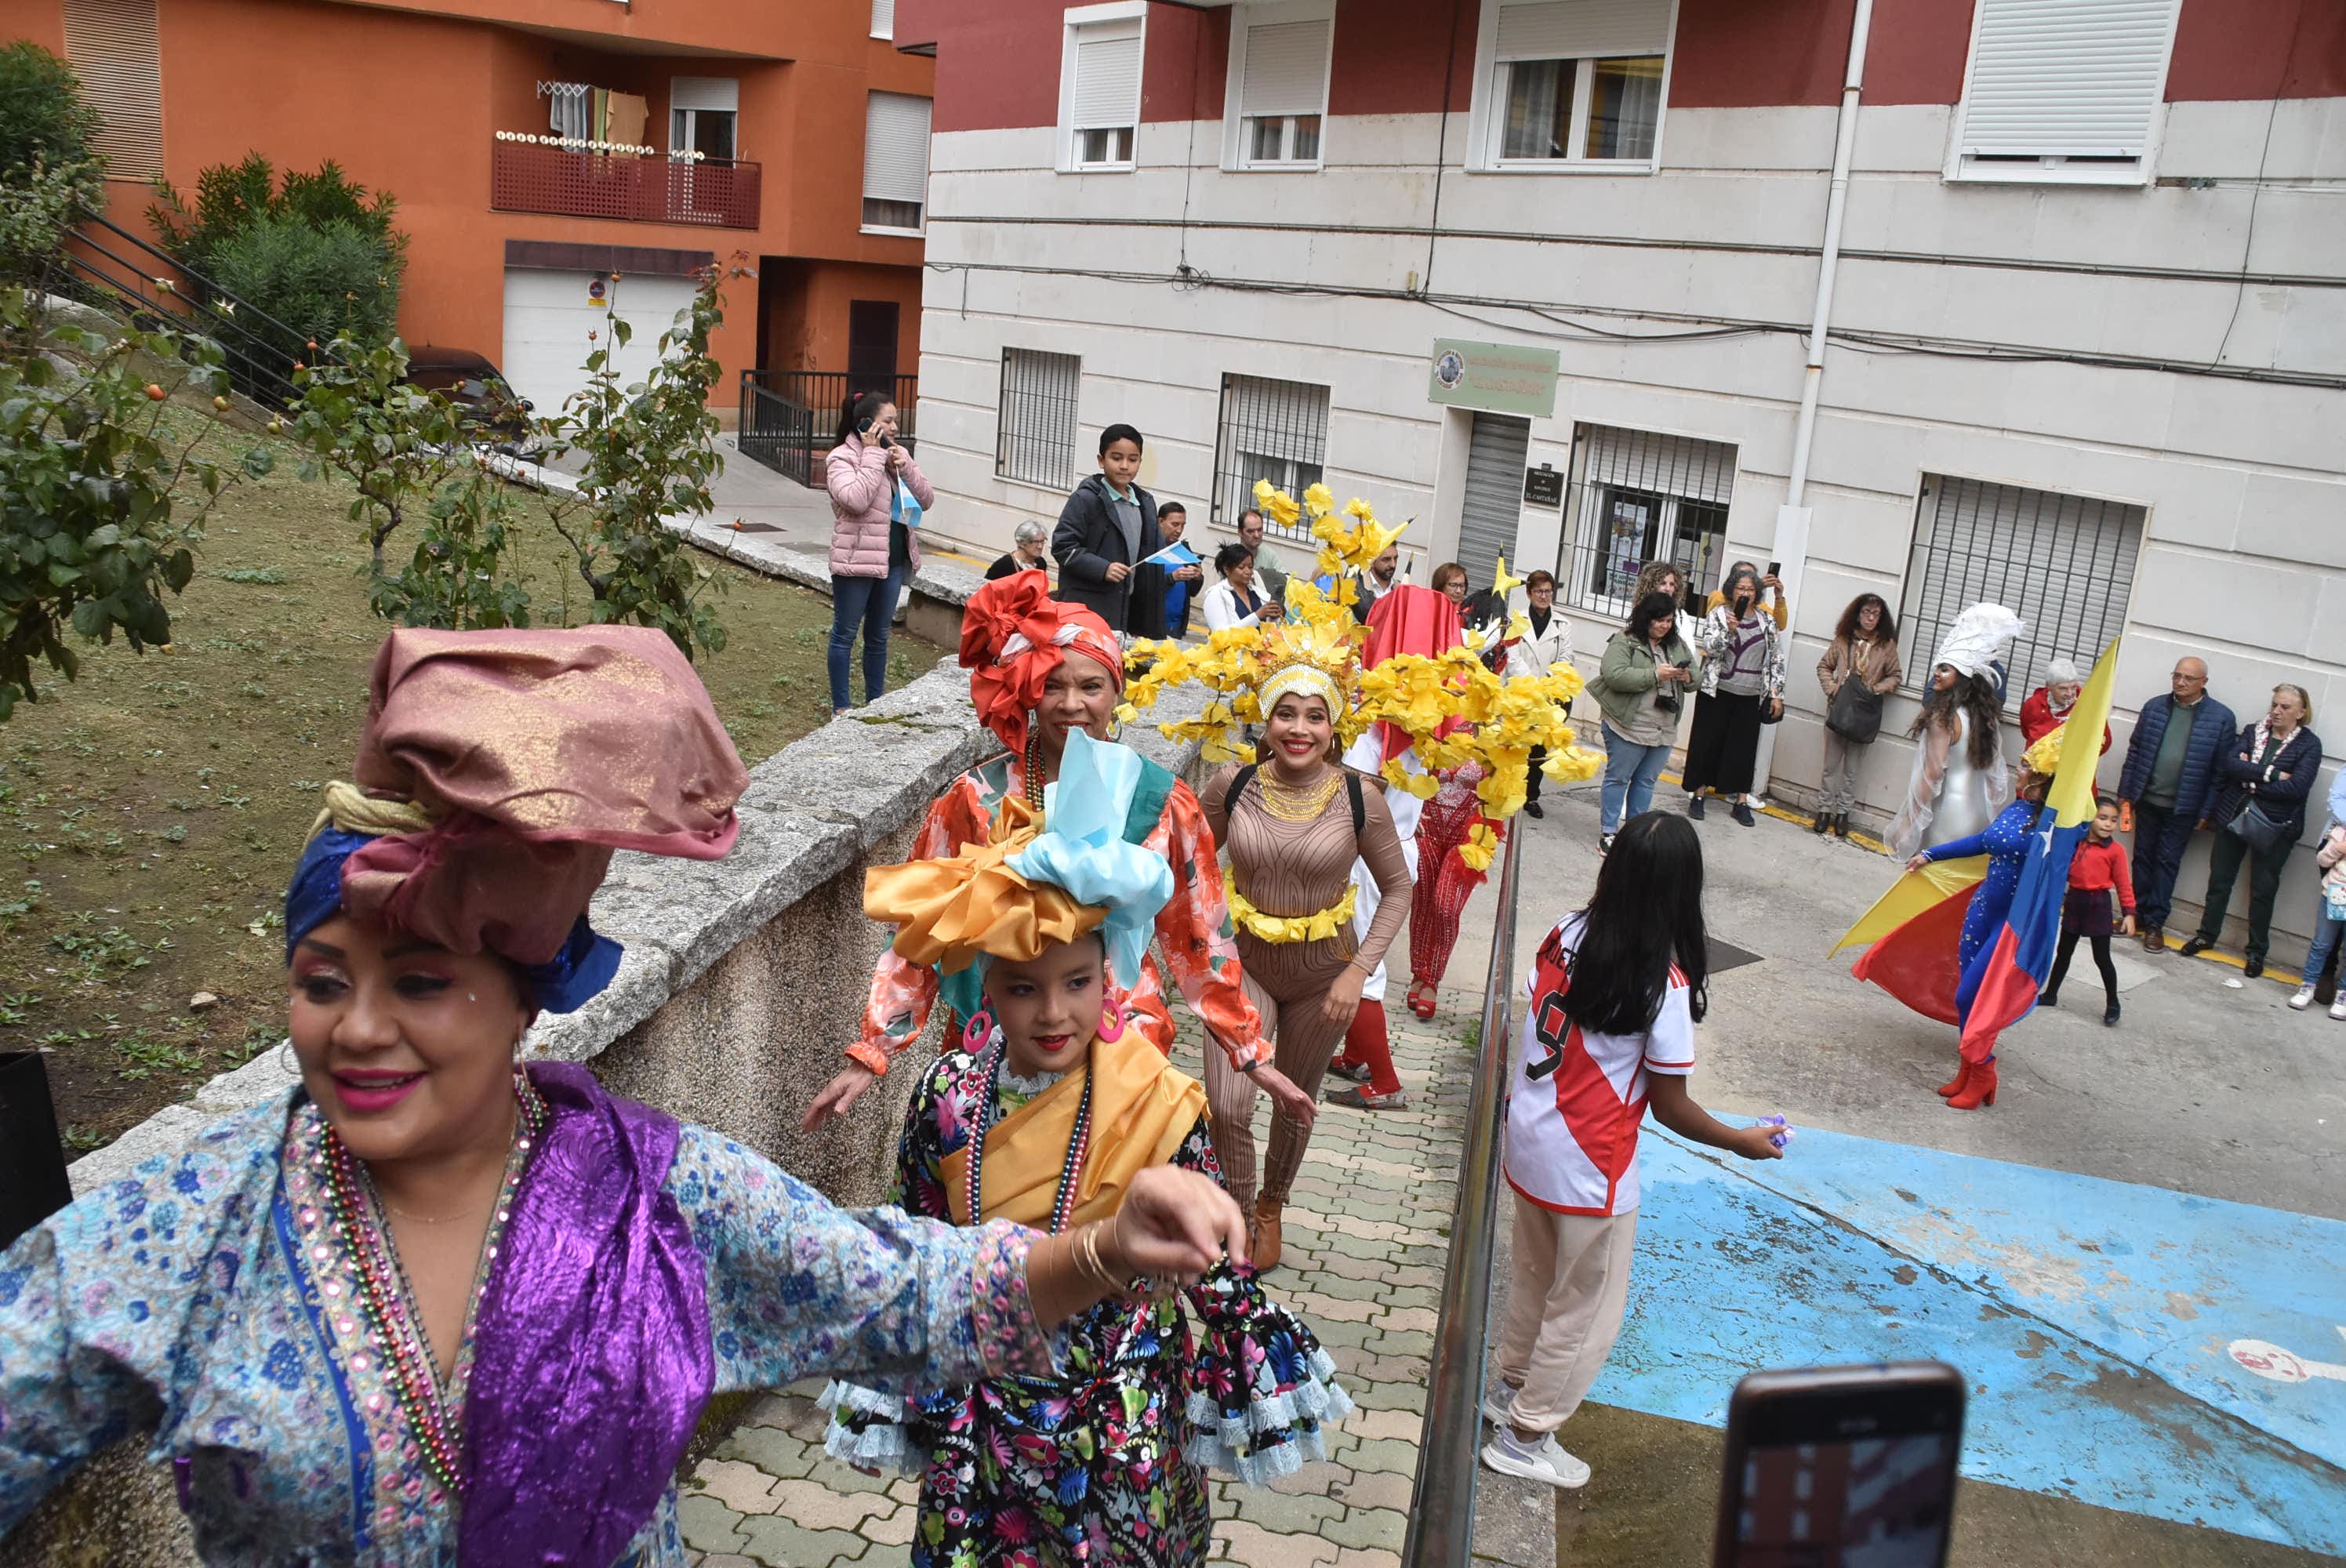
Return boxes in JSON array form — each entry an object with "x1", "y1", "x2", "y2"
[
  {"x1": 1480, "y1": 1429, "x2": 1591, "y2": 1490},
  {"x1": 1481, "y1": 1388, "x2": 1518, "y2": 1426},
  {"x1": 2330, "y1": 996, "x2": 2346, "y2": 1022},
  {"x1": 2291, "y1": 985, "x2": 2318, "y2": 1010}
]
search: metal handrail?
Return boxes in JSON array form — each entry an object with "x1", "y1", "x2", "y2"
[{"x1": 1400, "y1": 815, "x2": 1524, "y2": 1568}]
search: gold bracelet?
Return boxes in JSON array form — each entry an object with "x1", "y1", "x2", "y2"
[{"x1": 1077, "y1": 1221, "x2": 1129, "y2": 1299}]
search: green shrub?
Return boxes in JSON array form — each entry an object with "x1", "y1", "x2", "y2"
[
  {"x1": 204, "y1": 213, "x2": 399, "y2": 347},
  {"x1": 0, "y1": 42, "x2": 101, "y2": 176},
  {"x1": 150, "y1": 156, "x2": 405, "y2": 343},
  {"x1": 0, "y1": 43, "x2": 104, "y2": 288}
]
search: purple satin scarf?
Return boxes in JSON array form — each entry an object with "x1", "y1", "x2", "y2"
[{"x1": 459, "y1": 1062, "x2": 714, "y2": 1567}]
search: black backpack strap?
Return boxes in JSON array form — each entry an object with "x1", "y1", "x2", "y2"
[
  {"x1": 1347, "y1": 771, "x2": 1366, "y2": 837},
  {"x1": 1225, "y1": 763, "x2": 1260, "y2": 819}
]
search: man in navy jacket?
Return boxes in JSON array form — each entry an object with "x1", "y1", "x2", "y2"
[{"x1": 2116, "y1": 657, "x2": 2238, "y2": 950}]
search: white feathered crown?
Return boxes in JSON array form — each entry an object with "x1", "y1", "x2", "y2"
[{"x1": 1932, "y1": 604, "x2": 2026, "y2": 681}]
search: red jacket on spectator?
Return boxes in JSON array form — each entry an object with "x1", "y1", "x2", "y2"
[{"x1": 2020, "y1": 687, "x2": 2112, "y2": 755}]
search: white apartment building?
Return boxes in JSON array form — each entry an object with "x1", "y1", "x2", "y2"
[{"x1": 893, "y1": 0, "x2": 2346, "y2": 959}]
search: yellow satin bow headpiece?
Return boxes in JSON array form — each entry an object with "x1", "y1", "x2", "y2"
[{"x1": 862, "y1": 795, "x2": 1104, "y2": 975}]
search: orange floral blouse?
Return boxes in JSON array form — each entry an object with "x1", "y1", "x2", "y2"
[{"x1": 849, "y1": 753, "x2": 1268, "y2": 1076}]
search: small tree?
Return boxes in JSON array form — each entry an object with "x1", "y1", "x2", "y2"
[
  {"x1": 283, "y1": 339, "x2": 531, "y2": 629},
  {"x1": 0, "y1": 42, "x2": 104, "y2": 287},
  {"x1": 536, "y1": 263, "x2": 743, "y2": 659},
  {"x1": 150, "y1": 155, "x2": 407, "y2": 347},
  {"x1": 0, "y1": 286, "x2": 272, "y2": 719}
]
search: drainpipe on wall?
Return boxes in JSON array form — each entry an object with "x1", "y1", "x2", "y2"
[{"x1": 1754, "y1": 0, "x2": 1874, "y2": 798}]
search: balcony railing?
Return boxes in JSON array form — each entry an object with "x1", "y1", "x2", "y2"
[{"x1": 491, "y1": 141, "x2": 761, "y2": 230}]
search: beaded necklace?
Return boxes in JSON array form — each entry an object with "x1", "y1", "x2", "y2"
[
  {"x1": 1022, "y1": 729, "x2": 1048, "y2": 811},
  {"x1": 316, "y1": 1068, "x2": 546, "y2": 1497},
  {"x1": 1258, "y1": 765, "x2": 1342, "y2": 823},
  {"x1": 962, "y1": 1033, "x2": 1091, "y2": 1235}
]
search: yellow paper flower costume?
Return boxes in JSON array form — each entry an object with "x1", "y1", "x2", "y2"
[{"x1": 1123, "y1": 488, "x2": 1600, "y2": 854}]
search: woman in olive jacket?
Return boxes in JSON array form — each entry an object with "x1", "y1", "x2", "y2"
[
  {"x1": 1814, "y1": 593, "x2": 1904, "y2": 840},
  {"x1": 1589, "y1": 590, "x2": 1698, "y2": 850}
]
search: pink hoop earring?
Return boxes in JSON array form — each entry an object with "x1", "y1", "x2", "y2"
[
  {"x1": 963, "y1": 1008, "x2": 996, "y2": 1051},
  {"x1": 1096, "y1": 995, "x2": 1126, "y2": 1043}
]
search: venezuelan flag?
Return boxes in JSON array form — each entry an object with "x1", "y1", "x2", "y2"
[{"x1": 1834, "y1": 641, "x2": 2120, "y2": 1054}]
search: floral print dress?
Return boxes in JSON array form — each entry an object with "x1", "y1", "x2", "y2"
[
  {"x1": 823, "y1": 1038, "x2": 1351, "y2": 1568},
  {"x1": 0, "y1": 1092, "x2": 1058, "y2": 1566}
]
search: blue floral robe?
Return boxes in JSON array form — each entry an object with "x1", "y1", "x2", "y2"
[{"x1": 0, "y1": 1092, "x2": 1055, "y2": 1566}]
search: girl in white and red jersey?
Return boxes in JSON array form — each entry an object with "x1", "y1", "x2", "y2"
[{"x1": 1482, "y1": 811, "x2": 1789, "y2": 1490}]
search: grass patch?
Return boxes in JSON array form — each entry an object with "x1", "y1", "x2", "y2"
[{"x1": 2, "y1": 427, "x2": 939, "y2": 1152}]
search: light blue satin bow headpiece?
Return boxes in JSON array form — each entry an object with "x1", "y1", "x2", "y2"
[{"x1": 1005, "y1": 731, "x2": 1174, "y2": 988}]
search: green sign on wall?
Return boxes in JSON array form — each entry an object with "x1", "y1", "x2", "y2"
[{"x1": 1426, "y1": 338, "x2": 1560, "y2": 418}]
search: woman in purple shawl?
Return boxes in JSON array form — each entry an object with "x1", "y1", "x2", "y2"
[{"x1": 0, "y1": 628, "x2": 1245, "y2": 1567}]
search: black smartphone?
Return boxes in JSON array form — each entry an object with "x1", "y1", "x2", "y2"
[
  {"x1": 1767, "y1": 561, "x2": 1781, "y2": 579},
  {"x1": 1712, "y1": 1362, "x2": 1964, "y2": 1568}
]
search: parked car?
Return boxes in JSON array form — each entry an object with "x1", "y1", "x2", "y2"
[{"x1": 401, "y1": 347, "x2": 535, "y2": 450}]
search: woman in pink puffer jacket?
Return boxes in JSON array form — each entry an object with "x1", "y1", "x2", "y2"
[{"x1": 825, "y1": 390, "x2": 935, "y2": 713}]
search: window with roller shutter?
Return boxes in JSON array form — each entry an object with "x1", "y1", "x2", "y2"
[
  {"x1": 1948, "y1": 0, "x2": 2182, "y2": 186},
  {"x1": 1213, "y1": 374, "x2": 1330, "y2": 542},
  {"x1": 1471, "y1": 0, "x2": 1673, "y2": 172},
  {"x1": 1897, "y1": 476, "x2": 2144, "y2": 710},
  {"x1": 1226, "y1": 3, "x2": 1334, "y2": 170},
  {"x1": 862, "y1": 91, "x2": 932, "y2": 234},
  {"x1": 870, "y1": 0, "x2": 894, "y2": 42},
  {"x1": 1059, "y1": 9, "x2": 1143, "y2": 172},
  {"x1": 62, "y1": 0, "x2": 163, "y2": 181}
]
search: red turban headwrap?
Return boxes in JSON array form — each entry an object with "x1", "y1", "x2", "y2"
[
  {"x1": 1364, "y1": 586, "x2": 1467, "y2": 765},
  {"x1": 960, "y1": 573, "x2": 1124, "y2": 754}
]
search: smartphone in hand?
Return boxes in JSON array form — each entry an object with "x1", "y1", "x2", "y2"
[{"x1": 1712, "y1": 1362, "x2": 1964, "y2": 1568}]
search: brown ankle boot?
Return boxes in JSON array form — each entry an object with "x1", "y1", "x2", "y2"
[{"x1": 1251, "y1": 1196, "x2": 1284, "y2": 1272}]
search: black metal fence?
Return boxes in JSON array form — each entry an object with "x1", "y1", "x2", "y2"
[
  {"x1": 1211, "y1": 372, "x2": 1329, "y2": 543},
  {"x1": 737, "y1": 369, "x2": 917, "y2": 488},
  {"x1": 996, "y1": 348, "x2": 1081, "y2": 488},
  {"x1": 1556, "y1": 422, "x2": 1737, "y2": 619},
  {"x1": 1899, "y1": 475, "x2": 2144, "y2": 711},
  {"x1": 50, "y1": 212, "x2": 316, "y2": 408}
]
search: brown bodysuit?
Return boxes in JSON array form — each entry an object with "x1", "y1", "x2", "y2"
[{"x1": 1202, "y1": 763, "x2": 1414, "y2": 1211}]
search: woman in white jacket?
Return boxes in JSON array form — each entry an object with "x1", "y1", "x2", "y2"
[
  {"x1": 1200, "y1": 543, "x2": 1272, "y2": 633},
  {"x1": 1503, "y1": 571, "x2": 1574, "y2": 818}
]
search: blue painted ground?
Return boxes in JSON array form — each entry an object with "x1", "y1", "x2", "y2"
[{"x1": 1591, "y1": 1123, "x2": 2346, "y2": 1554}]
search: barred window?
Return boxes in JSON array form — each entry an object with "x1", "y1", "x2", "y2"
[
  {"x1": 996, "y1": 349, "x2": 1081, "y2": 488},
  {"x1": 1213, "y1": 374, "x2": 1330, "y2": 543},
  {"x1": 1898, "y1": 475, "x2": 2144, "y2": 709},
  {"x1": 1557, "y1": 423, "x2": 1737, "y2": 615}
]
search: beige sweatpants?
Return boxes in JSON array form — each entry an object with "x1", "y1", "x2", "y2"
[{"x1": 1494, "y1": 1196, "x2": 1640, "y2": 1434}]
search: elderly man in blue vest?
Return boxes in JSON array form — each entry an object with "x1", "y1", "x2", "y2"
[{"x1": 2116, "y1": 656, "x2": 2238, "y2": 953}]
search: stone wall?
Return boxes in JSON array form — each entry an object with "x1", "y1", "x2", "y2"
[{"x1": 5, "y1": 659, "x2": 1204, "y2": 1565}]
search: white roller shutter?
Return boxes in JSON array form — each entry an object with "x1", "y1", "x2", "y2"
[
  {"x1": 502, "y1": 269, "x2": 699, "y2": 417},
  {"x1": 1072, "y1": 20, "x2": 1142, "y2": 132},
  {"x1": 862, "y1": 92, "x2": 932, "y2": 205},
  {"x1": 1240, "y1": 20, "x2": 1332, "y2": 118},
  {"x1": 1957, "y1": 0, "x2": 2179, "y2": 158},
  {"x1": 1585, "y1": 426, "x2": 1734, "y2": 506},
  {"x1": 670, "y1": 76, "x2": 739, "y2": 113},
  {"x1": 1459, "y1": 413, "x2": 1533, "y2": 590},
  {"x1": 1226, "y1": 376, "x2": 1327, "y2": 464},
  {"x1": 870, "y1": 0, "x2": 894, "y2": 40},
  {"x1": 62, "y1": 0, "x2": 162, "y2": 180},
  {"x1": 1494, "y1": 0, "x2": 1670, "y2": 62}
]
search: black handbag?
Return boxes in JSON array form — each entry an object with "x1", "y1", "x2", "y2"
[
  {"x1": 2227, "y1": 800, "x2": 2291, "y2": 852},
  {"x1": 1826, "y1": 679, "x2": 1884, "y2": 743}
]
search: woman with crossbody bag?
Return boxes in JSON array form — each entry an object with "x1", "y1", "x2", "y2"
[
  {"x1": 2178, "y1": 684, "x2": 2323, "y2": 980},
  {"x1": 1815, "y1": 594, "x2": 1902, "y2": 841}
]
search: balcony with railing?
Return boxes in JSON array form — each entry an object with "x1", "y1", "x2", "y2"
[{"x1": 490, "y1": 136, "x2": 761, "y2": 229}]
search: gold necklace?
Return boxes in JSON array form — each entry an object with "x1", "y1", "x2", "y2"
[{"x1": 1258, "y1": 766, "x2": 1342, "y2": 822}]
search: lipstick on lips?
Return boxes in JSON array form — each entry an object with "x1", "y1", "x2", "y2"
[{"x1": 331, "y1": 1069, "x2": 424, "y2": 1114}]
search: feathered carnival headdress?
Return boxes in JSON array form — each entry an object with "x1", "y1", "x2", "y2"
[
  {"x1": 283, "y1": 628, "x2": 749, "y2": 1012},
  {"x1": 1932, "y1": 604, "x2": 2027, "y2": 682},
  {"x1": 864, "y1": 730, "x2": 1174, "y2": 993},
  {"x1": 2021, "y1": 727, "x2": 2066, "y2": 777},
  {"x1": 961, "y1": 572, "x2": 1125, "y2": 756},
  {"x1": 1121, "y1": 483, "x2": 1601, "y2": 851}
]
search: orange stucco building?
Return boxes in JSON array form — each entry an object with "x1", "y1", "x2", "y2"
[{"x1": 7, "y1": 0, "x2": 934, "y2": 422}]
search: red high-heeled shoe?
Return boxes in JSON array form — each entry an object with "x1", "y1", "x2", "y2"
[
  {"x1": 1946, "y1": 1058, "x2": 1998, "y2": 1110},
  {"x1": 1935, "y1": 1058, "x2": 1971, "y2": 1098},
  {"x1": 1407, "y1": 979, "x2": 1437, "y2": 1021}
]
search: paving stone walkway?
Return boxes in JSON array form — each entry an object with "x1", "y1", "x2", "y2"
[{"x1": 678, "y1": 1000, "x2": 1477, "y2": 1568}]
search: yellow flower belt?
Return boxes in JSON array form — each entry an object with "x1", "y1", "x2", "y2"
[{"x1": 1226, "y1": 883, "x2": 1358, "y2": 944}]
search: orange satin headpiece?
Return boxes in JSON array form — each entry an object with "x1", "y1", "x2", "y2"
[{"x1": 960, "y1": 573, "x2": 1124, "y2": 755}]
